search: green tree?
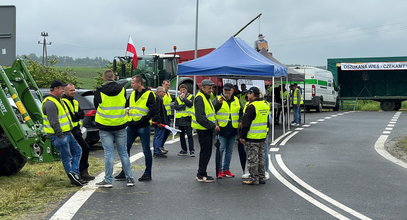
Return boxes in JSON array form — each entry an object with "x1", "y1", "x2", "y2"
[{"x1": 21, "y1": 57, "x2": 79, "y2": 88}]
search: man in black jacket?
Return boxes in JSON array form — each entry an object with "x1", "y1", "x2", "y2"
[
  {"x1": 152, "y1": 86, "x2": 169, "y2": 158},
  {"x1": 62, "y1": 84, "x2": 95, "y2": 181},
  {"x1": 173, "y1": 84, "x2": 194, "y2": 157}
]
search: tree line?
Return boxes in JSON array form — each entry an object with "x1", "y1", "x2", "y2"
[{"x1": 17, "y1": 53, "x2": 110, "y2": 67}]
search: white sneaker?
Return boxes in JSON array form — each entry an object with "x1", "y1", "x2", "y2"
[
  {"x1": 265, "y1": 172, "x2": 270, "y2": 180},
  {"x1": 242, "y1": 172, "x2": 250, "y2": 179}
]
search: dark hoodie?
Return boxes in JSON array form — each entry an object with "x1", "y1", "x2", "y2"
[{"x1": 94, "y1": 81, "x2": 128, "y2": 131}]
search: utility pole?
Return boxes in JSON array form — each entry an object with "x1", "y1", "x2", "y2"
[{"x1": 38, "y1": 32, "x2": 51, "y2": 66}]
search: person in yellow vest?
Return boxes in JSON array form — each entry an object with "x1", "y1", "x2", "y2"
[
  {"x1": 161, "y1": 80, "x2": 173, "y2": 153},
  {"x1": 291, "y1": 83, "x2": 303, "y2": 126},
  {"x1": 42, "y1": 80, "x2": 84, "y2": 186},
  {"x1": 274, "y1": 84, "x2": 287, "y2": 125},
  {"x1": 173, "y1": 84, "x2": 195, "y2": 157},
  {"x1": 62, "y1": 84, "x2": 95, "y2": 181},
  {"x1": 115, "y1": 75, "x2": 158, "y2": 182},
  {"x1": 239, "y1": 87, "x2": 270, "y2": 185},
  {"x1": 94, "y1": 70, "x2": 134, "y2": 188},
  {"x1": 192, "y1": 79, "x2": 219, "y2": 183},
  {"x1": 213, "y1": 83, "x2": 243, "y2": 179}
]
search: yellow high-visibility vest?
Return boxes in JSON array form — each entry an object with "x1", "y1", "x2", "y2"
[
  {"x1": 95, "y1": 88, "x2": 127, "y2": 126},
  {"x1": 175, "y1": 94, "x2": 194, "y2": 118},
  {"x1": 293, "y1": 88, "x2": 304, "y2": 104},
  {"x1": 191, "y1": 92, "x2": 216, "y2": 130},
  {"x1": 280, "y1": 91, "x2": 288, "y2": 101},
  {"x1": 62, "y1": 98, "x2": 82, "y2": 127},
  {"x1": 215, "y1": 95, "x2": 240, "y2": 128},
  {"x1": 128, "y1": 90, "x2": 155, "y2": 122},
  {"x1": 246, "y1": 100, "x2": 269, "y2": 140},
  {"x1": 42, "y1": 96, "x2": 72, "y2": 134},
  {"x1": 163, "y1": 92, "x2": 173, "y2": 116}
]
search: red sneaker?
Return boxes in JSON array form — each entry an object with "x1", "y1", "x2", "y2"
[
  {"x1": 217, "y1": 171, "x2": 225, "y2": 179},
  {"x1": 223, "y1": 170, "x2": 235, "y2": 178}
]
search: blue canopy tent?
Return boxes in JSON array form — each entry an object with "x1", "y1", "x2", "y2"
[
  {"x1": 176, "y1": 36, "x2": 288, "y2": 145},
  {"x1": 177, "y1": 37, "x2": 287, "y2": 79}
]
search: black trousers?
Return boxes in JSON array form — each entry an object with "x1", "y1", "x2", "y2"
[
  {"x1": 71, "y1": 126, "x2": 90, "y2": 172},
  {"x1": 197, "y1": 129, "x2": 214, "y2": 177},
  {"x1": 179, "y1": 125, "x2": 194, "y2": 152}
]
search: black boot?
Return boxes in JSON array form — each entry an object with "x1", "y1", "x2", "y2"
[
  {"x1": 81, "y1": 168, "x2": 95, "y2": 181},
  {"x1": 114, "y1": 170, "x2": 126, "y2": 181}
]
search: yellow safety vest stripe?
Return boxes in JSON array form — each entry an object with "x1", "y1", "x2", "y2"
[
  {"x1": 293, "y1": 88, "x2": 304, "y2": 104},
  {"x1": 191, "y1": 92, "x2": 216, "y2": 130},
  {"x1": 62, "y1": 98, "x2": 82, "y2": 127},
  {"x1": 128, "y1": 90, "x2": 156, "y2": 122},
  {"x1": 175, "y1": 94, "x2": 194, "y2": 118},
  {"x1": 247, "y1": 100, "x2": 269, "y2": 139},
  {"x1": 95, "y1": 88, "x2": 127, "y2": 126},
  {"x1": 215, "y1": 96, "x2": 240, "y2": 128},
  {"x1": 42, "y1": 96, "x2": 72, "y2": 134},
  {"x1": 163, "y1": 92, "x2": 173, "y2": 116}
]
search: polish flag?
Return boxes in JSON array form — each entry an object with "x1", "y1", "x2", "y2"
[{"x1": 126, "y1": 36, "x2": 138, "y2": 69}]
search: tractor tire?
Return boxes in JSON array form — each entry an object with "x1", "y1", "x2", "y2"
[
  {"x1": 0, "y1": 134, "x2": 27, "y2": 176},
  {"x1": 316, "y1": 103, "x2": 323, "y2": 113}
]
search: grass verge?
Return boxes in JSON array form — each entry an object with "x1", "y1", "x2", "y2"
[{"x1": 0, "y1": 156, "x2": 104, "y2": 220}]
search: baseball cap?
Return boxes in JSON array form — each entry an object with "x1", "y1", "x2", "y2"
[
  {"x1": 50, "y1": 80, "x2": 67, "y2": 89},
  {"x1": 247, "y1": 86, "x2": 260, "y2": 95},
  {"x1": 223, "y1": 83, "x2": 234, "y2": 90},
  {"x1": 201, "y1": 79, "x2": 214, "y2": 87}
]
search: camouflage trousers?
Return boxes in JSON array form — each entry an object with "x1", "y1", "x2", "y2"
[{"x1": 244, "y1": 141, "x2": 265, "y2": 183}]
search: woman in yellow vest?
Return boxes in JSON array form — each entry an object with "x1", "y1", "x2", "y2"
[
  {"x1": 42, "y1": 80, "x2": 84, "y2": 186},
  {"x1": 173, "y1": 84, "x2": 195, "y2": 156},
  {"x1": 213, "y1": 83, "x2": 242, "y2": 179},
  {"x1": 239, "y1": 87, "x2": 270, "y2": 185},
  {"x1": 192, "y1": 79, "x2": 219, "y2": 183}
]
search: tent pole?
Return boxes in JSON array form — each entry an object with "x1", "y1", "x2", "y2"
[
  {"x1": 303, "y1": 79, "x2": 306, "y2": 124},
  {"x1": 193, "y1": 0, "x2": 199, "y2": 96},
  {"x1": 271, "y1": 77, "x2": 275, "y2": 142},
  {"x1": 287, "y1": 79, "x2": 291, "y2": 130},
  {"x1": 281, "y1": 77, "x2": 285, "y2": 134}
]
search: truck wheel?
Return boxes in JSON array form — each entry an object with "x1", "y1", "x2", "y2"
[
  {"x1": 394, "y1": 101, "x2": 402, "y2": 111},
  {"x1": 380, "y1": 101, "x2": 396, "y2": 111},
  {"x1": 0, "y1": 134, "x2": 27, "y2": 176}
]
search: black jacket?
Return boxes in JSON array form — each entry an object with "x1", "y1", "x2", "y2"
[
  {"x1": 125, "y1": 88, "x2": 158, "y2": 128},
  {"x1": 62, "y1": 94, "x2": 84, "y2": 128},
  {"x1": 173, "y1": 94, "x2": 194, "y2": 127},
  {"x1": 94, "y1": 81, "x2": 128, "y2": 131},
  {"x1": 154, "y1": 95, "x2": 169, "y2": 125},
  {"x1": 194, "y1": 91, "x2": 216, "y2": 130},
  {"x1": 239, "y1": 98, "x2": 270, "y2": 142},
  {"x1": 213, "y1": 95, "x2": 243, "y2": 137}
]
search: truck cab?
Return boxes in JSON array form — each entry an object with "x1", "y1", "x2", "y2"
[{"x1": 291, "y1": 66, "x2": 338, "y2": 112}]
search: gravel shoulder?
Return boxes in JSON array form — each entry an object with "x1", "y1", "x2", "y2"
[{"x1": 386, "y1": 136, "x2": 407, "y2": 163}]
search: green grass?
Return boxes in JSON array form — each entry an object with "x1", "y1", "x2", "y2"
[
  {"x1": 0, "y1": 157, "x2": 104, "y2": 220},
  {"x1": 56, "y1": 66, "x2": 104, "y2": 89}
]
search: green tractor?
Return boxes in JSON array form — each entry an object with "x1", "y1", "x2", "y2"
[{"x1": 0, "y1": 60, "x2": 58, "y2": 176}]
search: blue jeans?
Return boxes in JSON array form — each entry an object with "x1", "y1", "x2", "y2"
[
  {"x1": 219, "y1": 135, "x2": 236, "y2": 171},
  {"x1": 153, "y1": 127, "x2": 170, "y2": 155},
  {"x1": 127, "y1": 126, "x2": 152, "y2": 176},
  {"x1": 264, "y1": 134, "x2": 269, "y2": 172},
  {"x1": 293, "y1": 105, "x2": 301, "y2": 124},
  {"x1": 99, "y1": 128, "x2": 133, "y2": 184},
  {"x1": 50, "y1": 134, "x2": 82, "y2": 175}
]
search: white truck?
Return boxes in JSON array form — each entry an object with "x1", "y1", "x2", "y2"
[{"x1": 290, "y1": 66, "x2": 339, "y2": 112}]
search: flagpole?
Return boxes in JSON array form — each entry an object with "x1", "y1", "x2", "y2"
[{"x1": 125, "y1": 35, "x2": 130, "y2": 57}]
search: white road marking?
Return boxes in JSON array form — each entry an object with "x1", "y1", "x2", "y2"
[
  {"x1": 275, "y1": 155, "x2": 372, "y2": 220},
  {"x1": 280, "y1": 131, "x2": 299, "y2": 146},
  {"x1": 325, "y1": 117, "x2": 332, "y2": 119},
  {"x1": 269, "y1": 155, "x2": 351, "y2": 220},
  {"x1": 385, "y1": 127, "x2": 393, "y2": 131},
  {"x1": 331, "y1": 115, "x2": 338, "y2": 117},
  {"x1": 270, "y1": 148, "x2": 279, "y2": 152},
  {"x1": 50, "y1": 151, "x2": 145, "y2": 220},
  {"x1": 375, "y1": 135, "x2": 407, "y2": 169},
  {"x1": 302, "y1": 125, "x2": 311, "y2": 127},
  {"x1": 387, "y1": 124, "x2": 395, "y2": 127},
  {"x1": 391, "y1": 119, "x2": 397, "y2": 122},
  {"x1": 317, "y1": 119, "x2": 325, "y2": 122},
  {"x1": 271, "y1": 131, "x2": 292, "y2": 146},
  {"x1": 383, "y1": 131, "x2": 391, "y2": 134},
  {"x1": 310, "y1": 122, "x2": 318, "y2": 124},
  {"x1": 295, "y1": 128, "x2": 304, "y2": 131},
  {"x1": 389, "y1": 121, "x2": 396, "y2": 124},
  {"x1": 338, "y1": 114, "x2": 344, "y2": 116}
]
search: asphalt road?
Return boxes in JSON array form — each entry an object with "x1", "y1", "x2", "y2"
[{"x1": 48, "y1": 111, "x2": 407, "y2": 220}]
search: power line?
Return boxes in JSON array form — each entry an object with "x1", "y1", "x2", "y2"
[{"x1": 37, "y1": 32, "x2": 51, "y2": 66}]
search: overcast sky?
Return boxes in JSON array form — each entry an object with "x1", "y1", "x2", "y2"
[{"x1": 3, "y1": 0, "x2": 407, "y2": 65}]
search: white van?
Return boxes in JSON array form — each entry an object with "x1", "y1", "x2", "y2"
[{"x1": 289, "y1": 67, "x2": 339, "y2": 112}]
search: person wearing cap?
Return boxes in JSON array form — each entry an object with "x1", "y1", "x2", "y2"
[
  {"x1": 94, "y1": 70, "x2": 134, "y2": 188},
  {"x1": 42, "y1": 80, "x2": 84, "y2": 186},
  {"x1": 239, "y1": 86, "x2": 270, "y2": 185},
  {"x1": 62, "y1": 83, "x2": 95, "y2": 181},
  {"x1": 173, "y1": 84, "x2": 195, "y2": 157},
  {"x1": 291, "y1": 83, "x2": 303, "y2": 126},
  {"x1": 192, "y1": 79, "x2": 219, "y2": 183},
  {"x1": 213, "y1": 83, "x2": 243, "y2": 179}
]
